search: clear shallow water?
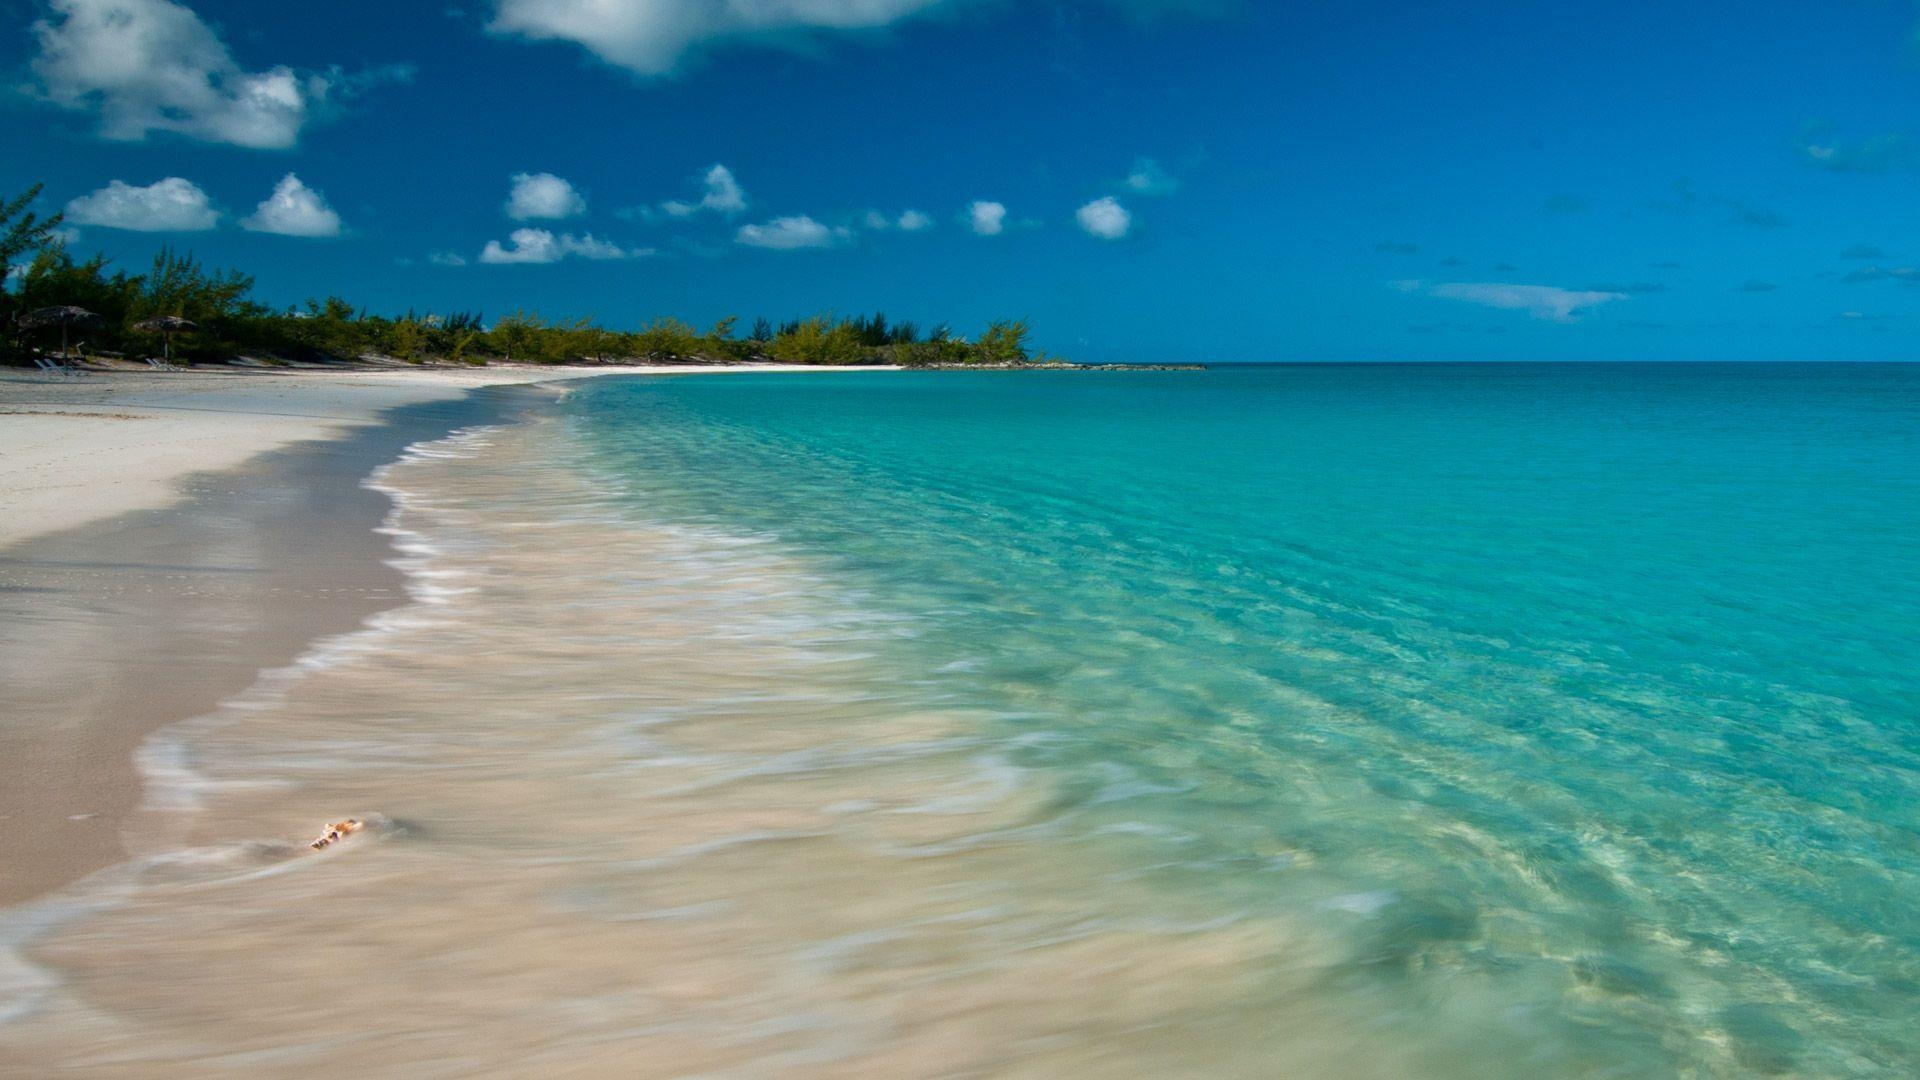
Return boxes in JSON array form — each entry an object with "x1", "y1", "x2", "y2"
[
  {"x1": 565, "y1": 364, "x2": 1920, "y2": 1075},
  {"x1": 3, "y1": 363, "x2": 1917, "y2": 1077}
]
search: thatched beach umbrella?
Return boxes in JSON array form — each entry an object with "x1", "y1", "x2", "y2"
[
  {"x1": 136, "y1": 314, "x2": 197, "y2": 361},
  {"x1": 19, "y1": 305, "x2": 102, "y2": 359}
]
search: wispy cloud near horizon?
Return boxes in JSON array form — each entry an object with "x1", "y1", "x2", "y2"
[
  {"x1": 735, "y1": 214, "x2": 848, "y2": 250},
  {"x1": 1122, "y1": 158, "x2": 1180, "y2": 196},
  {"x1": 479, "y1": 228, "x2": 643, "y2": 264},
  {"x1": 1398, "y1": 280, "x2": 1630, "y2": 323}
]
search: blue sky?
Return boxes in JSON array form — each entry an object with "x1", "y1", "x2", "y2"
[{"x1": 6, "y1": 0, "x2": 1920, "y2": 361}]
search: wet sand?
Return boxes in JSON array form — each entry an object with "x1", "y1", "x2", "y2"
[
  {"x1": 0, "y1": 364, "x2": 891, "y2": 907},
  {"x1": 0, "y1": 389, "x2": 528, "y2": 906}
]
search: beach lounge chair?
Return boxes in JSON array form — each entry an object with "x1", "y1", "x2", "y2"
[
  {"x1": 33, "y1": 356, "x2": 85, "y2": 376},
  {"x1": 144, "y1": 357, "x2": 182, "y2": 371}
]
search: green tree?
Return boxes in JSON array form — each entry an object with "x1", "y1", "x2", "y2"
[
  {"x1": 134, "y1": 247, "x2": 258, "y2": 347},
  {"x1": 295, "y1": 296, "x2": 364, "y2": 358},
  {"x1": 770, "y1": 314, "x2": 868, "y2": 365},
  {"x1": 635, "y1": 316, "x2": 697, "y2": 358},
  {"x1": 974, "y1": 318, "x2": 1031, "y2": 363},
  {"x1": 488, "y1": 311, "x2": 545, "y2": 362},
  {"x1": 13, "y1": 247, "x2": 137, "y2": 355},
  {"x1": 1, "y1": 184, "x2": 64, "y2": 294},
  {"x1": 386, "y1": 315, "x2": 427, "y2": 361}
]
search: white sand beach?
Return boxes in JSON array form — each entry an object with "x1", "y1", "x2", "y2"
[
  {"x1": 0, "y1": 361, "x2": 892, "y2": 908},
  {"x1": 0, "y1": 364, "x2": 890, "y2": 548}
]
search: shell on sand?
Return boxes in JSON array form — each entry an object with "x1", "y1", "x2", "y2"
[{"x1": 308, "y1": 819, "x2": 364, "y2": 850}]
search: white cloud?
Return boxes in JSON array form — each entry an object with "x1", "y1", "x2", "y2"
[
  {"x1": 863, "y1": 208, "x2": 935, "y2": 232},
  {"x1": 479, "y1": 228, "x2": 643, "y2": 264},
  {"x1": 735, "y1": 214, "x2": 848, "y2": 250},
  {"x1": 241, "y1": 173, "x2": 343, "y2": 237},
  {"x1": 428, "y1": 251, "x2": 468, "y2": 266},
  {"x1": 1076, "y1": 196, "x2": 1132, "y2": 240},
  {"x1": 1401, "y1": 280, "x2": 1629, "y2": 323},
  {"x1": 489, "y1": 0, "x2": 1219, "y2": 75},
  {"x1": 27, "y1": 0, "x2": 352, "y2": 148},
  {"x1": 1122, "y1": 157, "x2": 1179, "y2": 195},
  {"x1": 662, "y1": 163, "x2": 746, "y2": 218},
  {"x1": 969, "y1": 200, "x2": 1007, "y2": 236},
  {"x1": 65, "y1": 177, "x2": 219, "y2": 232},
  {"x1": 506, "y1": 172, "x2": 586, "y2": 220},
  {"x1": 489, "y1": 0, "x2": 950, "y2": 75}
]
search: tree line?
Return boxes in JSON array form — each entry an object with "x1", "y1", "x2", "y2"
[{"x1": 1, "y1": 184, "x2": 1039, "y2": 368}]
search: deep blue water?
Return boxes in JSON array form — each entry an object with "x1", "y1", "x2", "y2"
[{"x1": 568, "y1": 364, "x2": 1920, "y2": 1075}]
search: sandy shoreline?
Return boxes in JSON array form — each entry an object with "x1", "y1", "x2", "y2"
[
  {"x1": 0, "y1": 363, "x2": 891, "y2": 548},
  {"x1": 0, "y1": 362, "x2": 885, "y2": 909}
]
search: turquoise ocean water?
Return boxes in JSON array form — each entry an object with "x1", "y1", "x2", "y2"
[{"x1": 564, "y1": 363, "x2": 1920, "y2": 1075}]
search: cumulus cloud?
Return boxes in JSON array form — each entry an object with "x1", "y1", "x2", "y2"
[
  {"x1": 65, "y1": 177, "x2": 219, "y2": 231},
  {"x1": 661, "y1": 164, "x2": 747, "y2": 217},
  {"x1": 428, "y1": 251, "x2": 468, "y2": 267},
  {"x1": 968, "y1": 200, "x2": 1007, "y2": 236},
  {"x1": 26, "y1": 0, "x2": 393, "y2": 148},
  {"x1": 506, "y1": 172, "x2": 586, "y2": 220},
  {"x1": 241, "y1": 173, "x2": 343, "y2": 237},
  {"x1": 1122, "y1": 157, "x2": 1180, "y2": 195},
  {"x1": 735, "y1": 215, "x2": 848, "y2": 250},
  {"x1": 1398, "y1": 280, "x2": 1629, "y2": 323},
  {"x1": 479, "y1": 228, "x2": 641, "y2": 264},
  {"x1": 1076, "y1": 196, "x2": 1132, "y2": 240}
]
